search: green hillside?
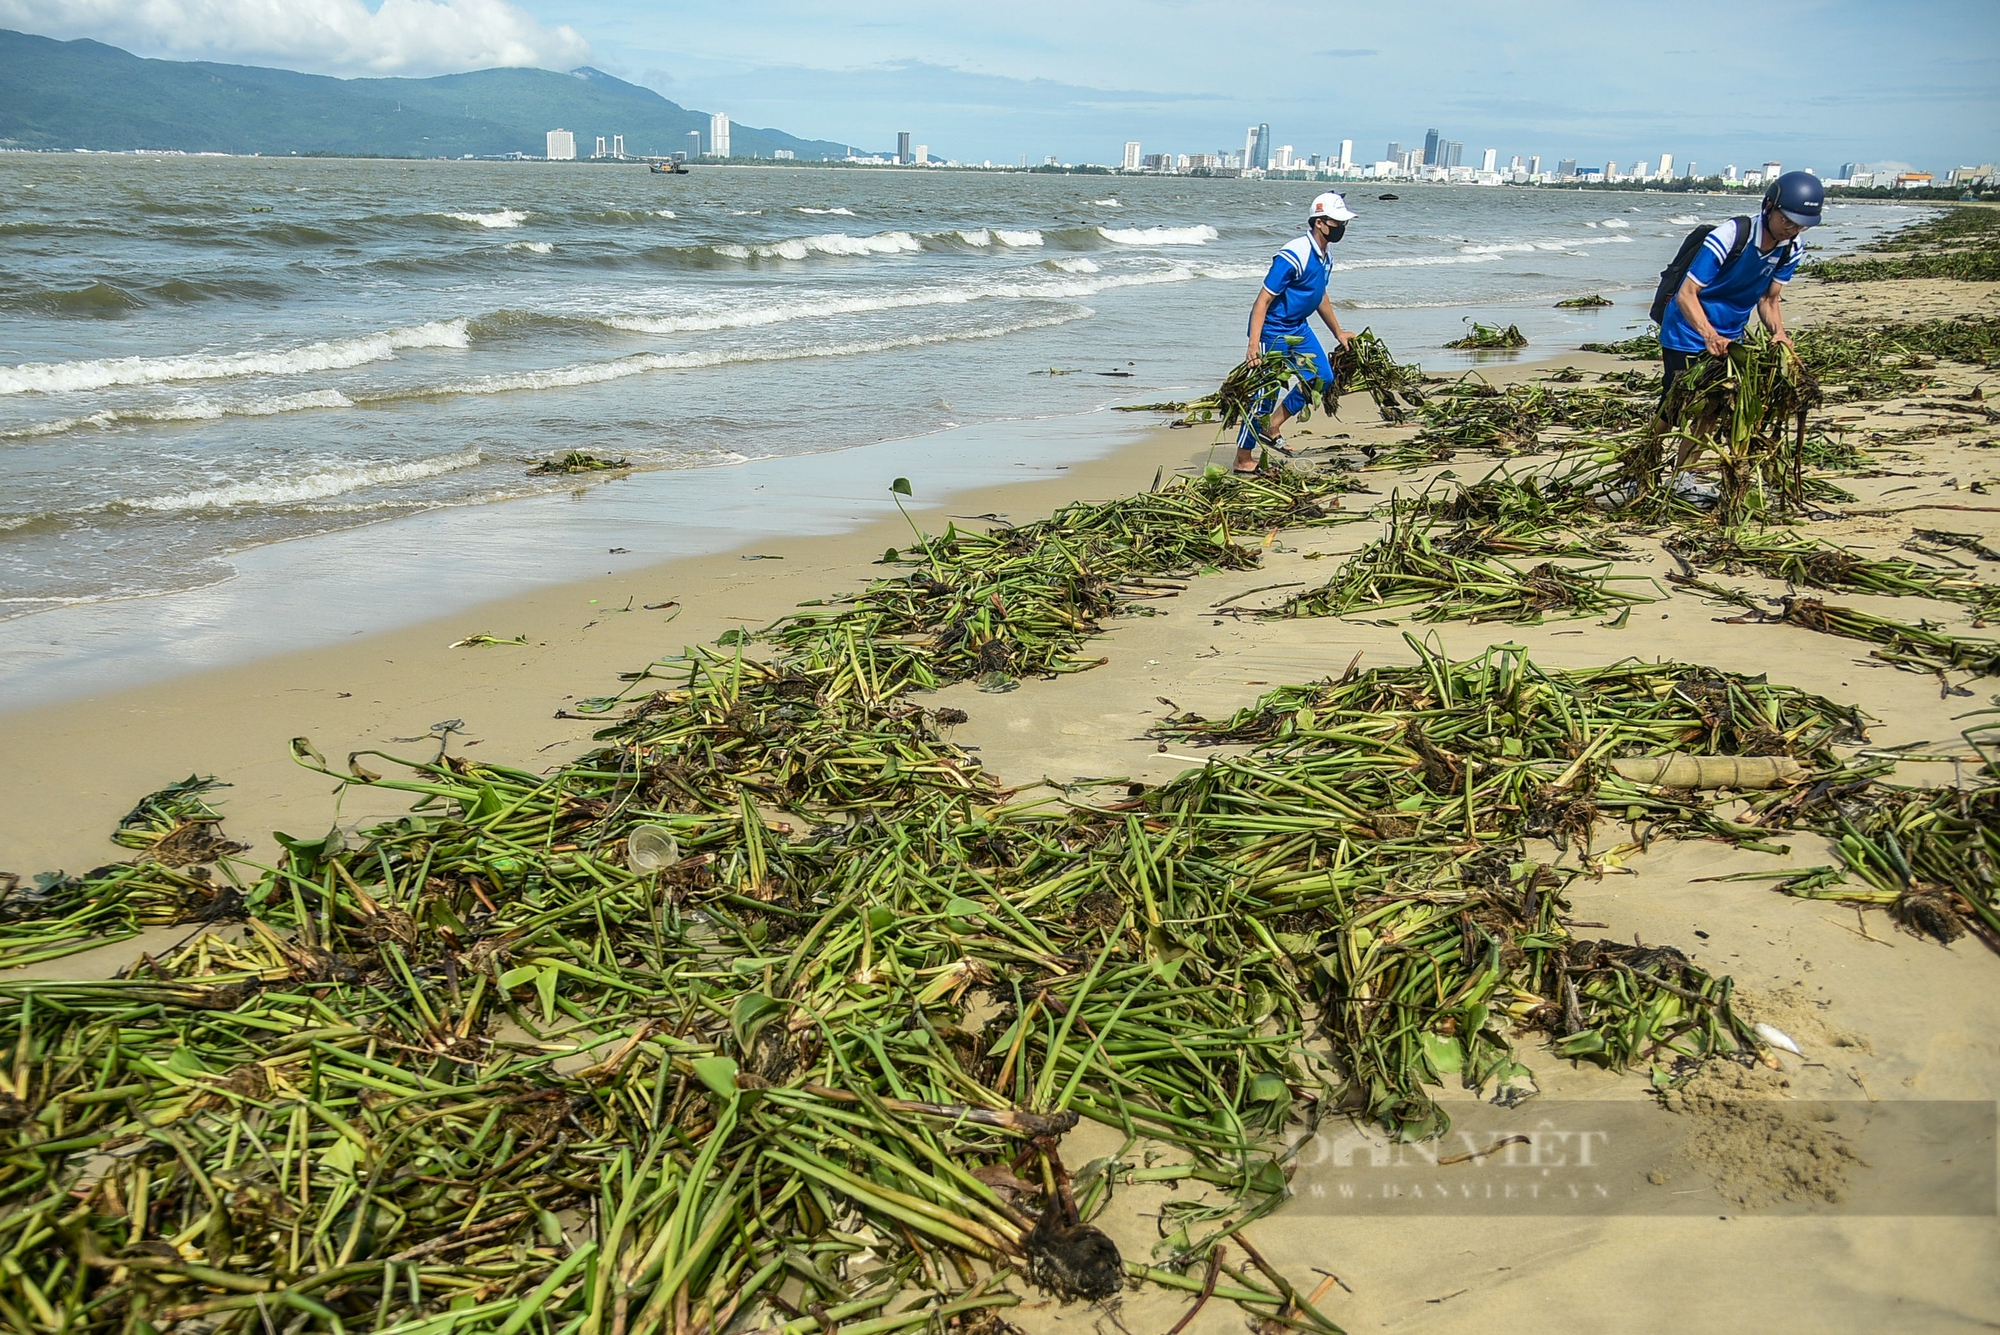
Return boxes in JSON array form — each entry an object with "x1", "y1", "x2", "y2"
[{"x1": 0, "y1": 30, "x2": 873, "y2": 160}]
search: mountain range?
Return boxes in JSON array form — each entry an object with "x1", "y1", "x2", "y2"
[{"x1": 0, "y1": 29, "x2": 873, "y2": 161}]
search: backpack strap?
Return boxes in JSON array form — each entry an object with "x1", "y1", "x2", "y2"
[{"x1": 1719, "y1": 216, "x2": 1754, "y2": 274}]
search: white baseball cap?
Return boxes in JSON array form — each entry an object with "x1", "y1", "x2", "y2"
[{"x1": 1308, "y1": 191, "x2": 1358, "y2": 223}]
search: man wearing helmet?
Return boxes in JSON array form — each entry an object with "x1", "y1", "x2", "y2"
[
  {"x1": 1658, "y1": 170, "x2": 1823, "y2": 402},
  {"x1": 1233, "y1": 191, "x2": 1358, "y2": 474}
]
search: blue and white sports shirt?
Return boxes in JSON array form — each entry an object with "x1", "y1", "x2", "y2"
[
  {"x1": 1253, "y1": 234, "x2": 1331, "y2": 334},
  {"x1": 1659, "y1": 214, "x2": 1804, "y2": 353}
]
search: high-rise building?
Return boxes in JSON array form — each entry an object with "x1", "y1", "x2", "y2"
[
  {"x1": 1423, "y1": 128, "x2": 1441, "y2": 167},
  {"x1": 1481, "y1": 147, "x2": 1498, "y2": 173},
  {"x1": 915, "y1": 145, "x2": 929, "y2": 164},
  {"x1": 594, "y1": 136, "x2": 608, "y2": 158},
  {"x1": 1557, "y1": 158, "x2": 1576, "y2": 178},
  {"x1": 1659, "y1": 153, "x2": 1674, "y2": 177},
  {"x1": 1123, "y1": 141, "x2": 1142, "y2": 171},
  {"x1": 1529, "y1": 155, "x2": 1541, "y2": 175},
  {"x1": 898, "y1": 131, "x2": 912, "y2": 164},
  {"x1": 1339, "y1": 139, "x2": 1353, "y2": 168},
  {"x1": 1444, "y1": 141, "x2": 1463, "y2": 169},
  {"x1": 1606, "y1": 160, "x2": 1619, "y2": 180},
  {"x1": 546, "y1": 129, "x2": 575, "y2": 161},
  {"x1": 612, "y1": 135, "x2": 625, "y2": 158},
  {"x1": 1763, "y1": 160, "x2": 1782, "y2": 180},
  {"x1": 1685, "y1": 161, "x2": 1697, "y2": 179},
  {"x1": 709, "y1": 113, "x2": 731, "y2": 158},
  {"x1": 1275, "y1": 145, "x2": 1294, "y2": 171},
  {"x1": 686, "y1": 131, "x2": 702, "y2": 159},
  {"x1": 1386, "y1": 141, "x2": 1401, "y2": 163},
  {"x1": 1508, "y1": 154, "x2": 1523, "y2": 174},
  {"x1": 1244, "y1": 124, "x2": 1270, "y2": 170}
]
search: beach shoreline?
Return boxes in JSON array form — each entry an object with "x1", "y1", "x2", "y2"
[{"x1": 3, "y1": 241, "x2": 1999, "y2": 1332}]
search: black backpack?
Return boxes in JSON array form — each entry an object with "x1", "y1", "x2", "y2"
[{"x1": 1649, "y1": 216, "x2": 1752, "y2": 326}]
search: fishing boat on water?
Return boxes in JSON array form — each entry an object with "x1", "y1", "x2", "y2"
[{"x1": 650, "y1": 160, "x2": 690, "y2": 175}]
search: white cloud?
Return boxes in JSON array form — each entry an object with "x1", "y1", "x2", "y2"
[{"x1": 1, "y1": 0, "x2": 591, "y2": 76}]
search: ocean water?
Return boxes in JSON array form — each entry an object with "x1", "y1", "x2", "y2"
[{"x1": 0, "y1": 157, "x2": 1921, "y2": 621}]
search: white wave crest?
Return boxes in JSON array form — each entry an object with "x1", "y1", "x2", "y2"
[
  {"x1": 798, "y1": 206, "x2": 856, "y2": 215},
  {"x1": 1599, "y1": 218, "x2": 1630, "y2": 228},
  {"x1": 600, "y1": 262, "x2": 1254, "y2": 337},
  {"x1": 994, "y1": 229, "x2": 1044, "y2": 246},
  {"x1": 713, "y1": 231, "x2": 924, "y2": 260},
  {"x1": 1093, "y1": 198, "x2": 1121, "y2": 207},
  {"x1": 507, "y1": 241, "x2": 555, "y2": 254},
  {"x1": 955, "y1": 229, "x2": 992, "y2": 246},
  {"x1": 427, "y1": 312, "x2": 1093, "y2": 398},
  {"x1": 1328, "y1": 253, "x2": 1503, "y2": 273},
  {"x1": 121, "y1": 450, "x2": 484, "y2": 513},
  {"x1": 1097, "y1": 225, "x2": 1218, "y2": 246},
  {"x1": 440, "y1": 209, "x2": 528, "y2": 228},
  {"x1": 0, "y1": 321, "x2": 471, "y2": 396},
  {"x1": 656, "y1": 210, "x2": 676, "y2": 219},
  {"x1": 1667, "y1": 214, "x2": 1700, "y2": 224}
]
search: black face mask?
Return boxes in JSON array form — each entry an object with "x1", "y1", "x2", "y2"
[{"x1": 1319, "y1": 220, "x2": 1347, "y2": 244}]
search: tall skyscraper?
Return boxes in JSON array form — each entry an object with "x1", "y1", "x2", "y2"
[
  {"x1": 1339, "y1": 139, "x2": 1353, "y2": 168},
  {"x1": 709, "y1": 113, "x2": 731, "y2": 157},
  {"x1": 1659, "y1": 153, "x2": 1674, "y2": 177},
  {"x1": 1386, "y1": 141, "x2": 1401, "y2": 163},
  {"x1": 1275, "y1": 145, "x2": 1294, "y2": 170},
  {"x1": 612, "y1": 135, "x2": 625, "y2": 158},
  {"x1": 898, "y1": 131, "x2": 912, "y2": 164},
  {"x1": 1763, "y1": 160, "x2": 1782, "y2": 180},
  {"x1": 686, "y1": 131, "x2": 701, "y2": 159},
  {"x1": 1422, "y1": 128, "x2": 1441, "y2": 167},
  {"x1": 1481, "y1": 148, "x2": 1498, "y2": 173},
  {"x1": 1528, "y1": 155, "x2": 1540, "y2": 175},
  {"x1": 545, "y1": 129, "x2": 575, "y2": 161},
  {"x1": 1123, "y1": 141, "x2": 1142, "y2": 171},
  {"x1": 1557, "y1": 158, "x2": 1576, "y2": 179},
  {"x1": 1244, "y1": 124, "x2": 1270, "y2": 170}
]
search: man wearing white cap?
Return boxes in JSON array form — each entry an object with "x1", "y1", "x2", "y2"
[{"x1": 1234, "y1": 191, "x2": 1358, "y2": 475}]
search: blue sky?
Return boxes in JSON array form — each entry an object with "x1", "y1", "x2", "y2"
[{"x1": 7, "y1": 0, "x2": 1995, "y2": 169}]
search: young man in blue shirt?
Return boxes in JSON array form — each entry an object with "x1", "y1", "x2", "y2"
[
  {"x1": 1658, "y1": 171, "x2": 1823, "y2": 404},
  {"x1": 1234, "y1": 192, "x2": 1358, "y2": 474}
]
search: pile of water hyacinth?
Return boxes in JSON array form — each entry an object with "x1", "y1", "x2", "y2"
[{"x1": 7, "y1": 456, "x2": 1911, "y2": 1335}]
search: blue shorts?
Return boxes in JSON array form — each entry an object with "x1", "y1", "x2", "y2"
[{"x1": 1240, "y1": 327, "x2": 1333, "y2": 447}]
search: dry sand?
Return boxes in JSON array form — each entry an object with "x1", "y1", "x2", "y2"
[{"x1": 3, "y1": 272, "x2": 1999, "y2": 1332}]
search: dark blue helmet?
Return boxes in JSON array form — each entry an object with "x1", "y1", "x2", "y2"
[{"x1": 1764, "y1": 171, "x2": 1825, "y2": 228}]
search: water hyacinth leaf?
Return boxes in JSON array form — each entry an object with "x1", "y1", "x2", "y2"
[{"x1": 692, "y1": 1055, "x2": 742, "y2": 1100}]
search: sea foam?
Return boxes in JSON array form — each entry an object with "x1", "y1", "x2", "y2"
[{"x1": 120, "y1": 449, "x2": 483, "y2": 512}]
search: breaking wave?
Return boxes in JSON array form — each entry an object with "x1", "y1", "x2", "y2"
[
  {"x1": 0, "y1": 390, "x2": 355, "y2": 440},
  {"x1": 438, "y1": 209, "x2": 529, "y2": 229},
  {"x1": 1097, "y1": 225, "x2": 1218, "y2": 246},
  {"x1": 0, "y1": 320, "x2": 471, "y2": 396},
  {"x1": 712, "y1": 231, "x2": 924, "y2": 260}
]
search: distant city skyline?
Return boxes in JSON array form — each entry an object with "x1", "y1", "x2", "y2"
[{"x1": 5, "y1": 1, "x2": 1992, "y2": 171}]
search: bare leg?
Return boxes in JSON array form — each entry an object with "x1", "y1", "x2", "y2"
[{"x1": 1233, "y1": 402, "x2": 1294, "y2": 472}]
